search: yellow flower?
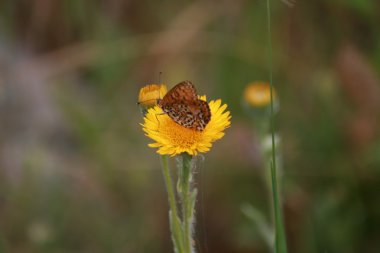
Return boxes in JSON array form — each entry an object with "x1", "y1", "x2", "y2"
[
  {"x1": 142, "y1": 97, "x2": 231, "y2": 156},
  {"x1": 138, "y1": 84, "x2": 167, "y2": 108},
  {"x1": 244, "y1": 81, "x2": 276, "y2": 107}
]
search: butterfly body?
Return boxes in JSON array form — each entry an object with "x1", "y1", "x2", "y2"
[{"x1": 158, "y1": 81, "x2": 211, "y2": 131}]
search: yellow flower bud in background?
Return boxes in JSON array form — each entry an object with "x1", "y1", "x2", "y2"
[
  {"x1": 244, "y1": 81, "x2": 276, "y2": 107},
  {"x1": 242, "y1": 81, "x2": 279, "y2": 133}
]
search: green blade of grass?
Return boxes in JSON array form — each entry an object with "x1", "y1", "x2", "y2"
[
  {"x1": 266, "y1": 0, "x2": 288, "y2": 252},
  {"x1": 270, "y1": 160, "x2": 287, "y2": 253}
]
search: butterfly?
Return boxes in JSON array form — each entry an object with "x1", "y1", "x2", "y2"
[{"x1": 157, "y1": 81, "x2": 211, "y2": 131}]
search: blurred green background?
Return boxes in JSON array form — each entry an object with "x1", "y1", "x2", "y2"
[{"x1": 0, "y1": 0, "x2": 380, "y2": 252}]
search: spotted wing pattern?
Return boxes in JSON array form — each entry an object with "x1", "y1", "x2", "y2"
[{"x1": 158, "y1": 81, "x2": 211, "y2": 131}]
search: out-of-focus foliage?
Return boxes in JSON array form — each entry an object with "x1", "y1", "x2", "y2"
[{"x1": 0, "y1": 1, "x2": 379, "y2": 252}]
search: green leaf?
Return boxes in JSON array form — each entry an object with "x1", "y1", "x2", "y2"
[
  {"x1": 169, "y1": 210, "x2": 184, "y2": 253},
  {"x1": 189, "y1": 189, "x2": 198, "y2": 219}
]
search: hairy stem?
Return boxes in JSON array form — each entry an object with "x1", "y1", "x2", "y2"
[
  {"x1": 178, "y1": 153, "x2": 196, "y2": 253},
  {"x1": 161, "y1": 155, "x2": 184, "y2": 253}
]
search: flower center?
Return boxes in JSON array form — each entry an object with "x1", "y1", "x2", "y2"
[{"x1": 159, "y1": 115, "x2": 203, "y2": 147}]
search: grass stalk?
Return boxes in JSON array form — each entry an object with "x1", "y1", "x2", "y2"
[{"x1": 266, "y1": 0, "x2": 288, "y2": 252}]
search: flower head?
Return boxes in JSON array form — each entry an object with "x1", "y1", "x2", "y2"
[
  {"x1": 244, "y1": 81, "x2": 276, "y2": 107},
  {"x1": 142, "y1": 96, "x2": 231, "y2": 156},
  {"x1": 138, "y1": 84, "x2": 167, "y2": 109}
]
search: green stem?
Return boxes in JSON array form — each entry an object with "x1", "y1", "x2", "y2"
[
  {"x1": 266, "y1": 0, "x2": 287, "y2": 252},
  {"x1": 160, "y1": 155, "x2": 185, "y2": 253},
  {"x1": 178, "y1": 153, "x2": 195, "y2": 253},
  {"x1": 180, "y1": 153, "x2": 193, "y2": 253},
  {"x1": 263, "y1": 149, "x2": 275, "y2": 238}
]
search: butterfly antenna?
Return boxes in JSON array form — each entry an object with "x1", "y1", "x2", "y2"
[
  {"x1": 155, "y1": 71, "x2": 164, "y2": 132},
  {"x1": 154, "y1": 112, "x2": 166, "y2": 132},
  {"x1": 158, "y1": 71, "x2": 163, "y2": 84},
  {"x1": 157, "y1": 72, "x2": 163, "y2": 103}
]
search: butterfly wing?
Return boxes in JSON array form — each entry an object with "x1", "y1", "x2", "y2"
[
  {"x1": 189, "y1": 99, "x2": 211, "y2": 131},
  {"x1": 160, "y1": 81, "x2": 197, "y2": 105},
  {"x1": 159, "y1": 81, "x2": 211, "y2": 131},
  {"x1": 164, "y1": 102, "x2": 196, "y2": 129},
  {"x1": 193, "y1": 100, "x2": 211, "y2": 131},
  {"x1": 163, "y1": 99, "x2": 211, "y2": 131}
]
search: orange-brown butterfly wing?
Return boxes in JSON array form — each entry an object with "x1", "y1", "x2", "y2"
[
  {"x1": 165, "y1": 102, "x2": 196, "y2": 128},
  {"x1": 163, "y1": 99, "x2": 211, "y2": 131},
  {"x1": 158, "y1": 81, "x2": 211, "y2": 131},
  {"x1": 193, "y1": 100, "x2": 211, "y2": 131},
  {"x1": 160, "y1": 81, "x2": 197, "y2": 107}
]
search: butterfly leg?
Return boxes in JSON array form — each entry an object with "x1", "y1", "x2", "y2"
[{"x1": 154, "y1": 112, "x2": 166, "y2": 132}]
